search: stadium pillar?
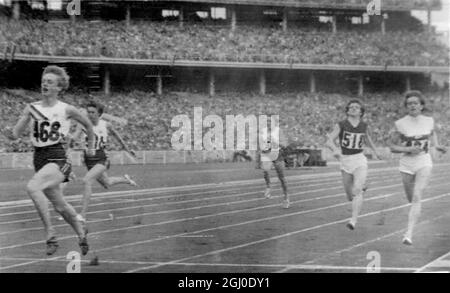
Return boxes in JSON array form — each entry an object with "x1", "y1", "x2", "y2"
[
  {"x1": 310, "y1": 72, "x2": 316, "y2": 93},
  {"x1": 358, "y1": 74, "x2": 364, "y2": 97},
  {"x1": 381, "y1": 16, "x2": 386, "y2": 35},
  {"x1": 405, "y1": 75, "x2": 411, "y2": 92},
  {"x1": 157, "y1": 75, "x2": 163, "y2": 95},
  {"x1": 230, "y1": 6, "x2": 237, "y2": 32},
  {"x1": 332, "y1": 16, "x2": 337, "y2": 33},
  {"x1": 209, "y1": 70, "x2": 215, "y2": 97},
  {"x1": 427, "y1": 7, "x2": 432, "y2": 32},
  {"x1": 103, "y1": 66, "x2": 111, "y2": 96},
  {"x1": 259, "y1": 70, "x2": 266, "y2": 95},
  {"x1": 282, "y1": 8, "x2": 288, "y2": 32},
  {"x1": 125, "y1": 4, "x2": 131, "y2": 27},
  {"x1": 179, "y1": 7, "x2": 184, "y2": 28},
  {"x1": 12, "y1": 1, "x2": 20, "y2": 20}
]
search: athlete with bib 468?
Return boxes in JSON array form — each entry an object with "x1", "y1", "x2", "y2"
[{"x1": 2, "y1": 66, "x2": 96, "y2": 256}]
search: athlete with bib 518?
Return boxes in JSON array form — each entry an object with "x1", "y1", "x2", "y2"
[{"x1": 327, "y1": 99, "x2": 381, "y2": 230}]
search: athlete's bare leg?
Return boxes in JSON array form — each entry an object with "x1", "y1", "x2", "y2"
[
  {"x1": 402, "y1": 166, "x2": 432, "y2": 244},
  {"x1": 81, "y1": 164, "x2": 107, "y2": 220},
  {"x1": 342, "y1": 166, "x2": 367, "y2": 229}
]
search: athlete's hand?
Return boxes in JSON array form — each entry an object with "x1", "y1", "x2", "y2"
[
  {"x1": 435, "y1": 145, "x2": 447, "y2": 154},
  {"x1": 2, "y1": 127, "x2": 16, "y2": 140},
  {"x1": 407, "y1": 146, "x2": 423, "y2": 155},
  {"x1": 86, "y1": 148, "x2": 96, "y2": 157},
  {"x1": 373, "y1": 153, "x2": 382, "y2": 160},
  {"x1": 333, "y1": 150, "x2": 341, "y2": 160}
]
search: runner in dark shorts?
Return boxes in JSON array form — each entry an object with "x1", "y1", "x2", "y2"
[{"x1": 3, "y1": 66, "x2": 96, "y2": 256}]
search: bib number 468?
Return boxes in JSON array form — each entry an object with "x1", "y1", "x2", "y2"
[{"x1": 33, "y1": 121, "x2": 61, "y2": 143}]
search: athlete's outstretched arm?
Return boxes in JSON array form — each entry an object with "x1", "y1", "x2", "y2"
[
  {"x1": 4, "y1": 105, "x2": 31, "y2": 140},
  {"x1": 431, "y1": 128, "x2": 447, "y2": 154},
  {"x1": 326, "y1": 124, "x2": 341, "y2": 158},
  {"x1": 66, "y1": 105, "x2": 95, "y2": 155},
  {"x1": 108, "y1": 122, "x2": 135, "y2": 156},
  {"x1": 66, "y1": 122, "x2": 83, "y2": 148},
  {"x1": 365, "y1": 126, "x2": 381, "y2": 160}
]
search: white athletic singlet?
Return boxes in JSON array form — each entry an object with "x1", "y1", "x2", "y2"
[{"x1": 29, "y1": 101, "x2": 71, "y2": 148}]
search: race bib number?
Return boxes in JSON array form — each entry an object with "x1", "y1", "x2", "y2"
[
  {"x1": 33, "y1": 120, "x2": 61, "y2": 143},
  {"x1": 86, "y1": 134, "x2": 106, "y2": 150},
  {"x1": 341, "y1": 131, "x2": 364, "y2": 150},
  {"x1": 405, "y1": 139, "x2": 429, "y2": 153}
]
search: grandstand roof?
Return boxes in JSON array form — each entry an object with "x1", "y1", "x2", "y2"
[{"x1": 106, "y1": 0, "x2": 442, "y2": 11}]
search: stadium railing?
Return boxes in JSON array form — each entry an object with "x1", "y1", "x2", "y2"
[
  {"x1": 160, "y1": 0, "x2": 441, "y2": 10},
  {"x1": 0, "y1": 41, "x2": 16, "y2": 61}
]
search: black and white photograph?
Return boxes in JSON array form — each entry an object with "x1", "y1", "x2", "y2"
[{"x1": 0, "y1": 0, "x2": 449, "y2": 276}]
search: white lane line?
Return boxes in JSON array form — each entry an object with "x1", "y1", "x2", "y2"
[
  {"x1": 275, "y1": 211, "x2": 450, "y2": 273},
  {"x1": 0, "y1": 172, "x2": 401, "y2": 227},
  {"x1": 124, "y1": 191, "x2": 450, "y2": 273},
  {"x1": 2, "y1": 190, "x2": 449, "y2": 272},
  {"x1": 0, "y1": 256, "x2": 419, "y2": 272},
  {"x1": 0, "y1": 172, "x2": 355, "y2": 218},
  {"x1": 0, "y1": 172, "x2": 431, "y2": 237},
  {"x1": 416, "y1": 251, "x2": 450, "y2": 273},
  {"x1": 0, "y1": 164, "x2": 411, "y2": 209}
]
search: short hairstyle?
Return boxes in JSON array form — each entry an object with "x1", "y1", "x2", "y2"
[
  {"x1": 404, "y1": 90, "x2": 426, "y2": 108},
  {"x1": 345, "y1": 99, "x2": 365, "y2": 117},
  {"x1": 42, "y1": 65, "x2": 70, "y2": 91},
  {"x1": 86, "y1": 101, "x2": 104, "y2": 115}
]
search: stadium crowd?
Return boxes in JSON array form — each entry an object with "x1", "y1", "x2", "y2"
[
  {"x1": 0, "y1": 17, "x2": 448, "y2": 66},
  {"x1": 1, "y1": 89, "x2": 449, "y2": 152}
]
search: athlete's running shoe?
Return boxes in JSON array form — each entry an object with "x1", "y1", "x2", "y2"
[
  {"x1": 282, "y1": 199, "x2": 290, "y2": 209},
  {"x1": 76, "y1": 214, "x2": 86, "y2": 223},
  {"x1": 46, "y1": 236, "x2": 59, "y2": 255},
  {"x1": 264, "y1": 188, "x2": 271, "y2": 199},
  {"x1": 346, "y1": 222, "x2": 355, "y2": 231},
  {"x1": 124, "y1": 174, "x2": 137, "y2": 187},
  {"x1": 79, "y1": 237, "x2": 89, "y2": 256},
  {"x1": 402, "y1": 236, "x2": 412, "y2": 246},
  {"x1": 362, "y1": 184, "x2": 368, "y2": 192}
]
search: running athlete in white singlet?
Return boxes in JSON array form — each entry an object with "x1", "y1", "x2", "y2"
[
  {"x1": 260, "y1": 121, "x2": 290, "y2": 209},
  {"x1": 71, "y1": 101, "x2": 137, "y2": 226},
  {"x1": 389, "y1": 91, "x2": 446, "y2": 245},
  {"x1": 3, "y1": 66, "x2": 96, "y2": 255}
]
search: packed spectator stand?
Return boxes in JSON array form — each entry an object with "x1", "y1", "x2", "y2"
[
  {"x1": 1, "y1": 89, "x2": 449, "y2": 153},
  {"x1": 0, "y1": 1, "x2": 448, "y2": 154},
  {"x1": 0, "y1": 16, "x2": 448, "y2": 67}
]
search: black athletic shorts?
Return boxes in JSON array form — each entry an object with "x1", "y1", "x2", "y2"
[
  {"x1": 33, "y1": 143, "x2": 72, "y2": 183},
  {"x1": 84, "y1": 149, "x2": 110, "y2": 171}
]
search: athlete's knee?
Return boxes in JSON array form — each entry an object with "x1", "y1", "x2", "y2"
[
  {"x1": 99, "y1": 177, "x2": 111, "y2": 188},
  {"x1": 412, "y1": 184, "x2": 426, "y2": 200},
  {"x1": 53, "y1": 202, "x2": 69, "y2": 214},
  {"x1": 411, "y1": 191, "x2": 423, "y2": 203},
  {"x1": 346, "y1": 192, "x2": 353, "y2": 202},
  {"x1": 82, "y1": 176, "x2": 96, "y2": 186},
  {"x1": 352, "y1": 185, "x2": 363, "y2": 197},
  {"x1": 26, "y1": 180, "x2": 42, "y2": 195}
]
